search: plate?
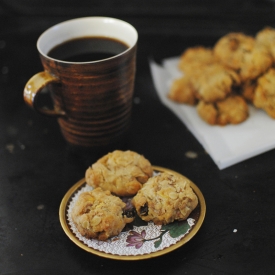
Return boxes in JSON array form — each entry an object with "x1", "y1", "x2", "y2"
[{"x1": 59, "y1": 166, "x2": 206, "y2": 260}]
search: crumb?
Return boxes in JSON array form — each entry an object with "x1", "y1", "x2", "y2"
[{"x1": 185, "y1": 151, "x2": 198, "y2": 159}]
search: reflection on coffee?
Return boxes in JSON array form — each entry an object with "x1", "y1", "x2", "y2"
[{"x1": 47, "y1": 36, "x2": 129, "y2": 62}]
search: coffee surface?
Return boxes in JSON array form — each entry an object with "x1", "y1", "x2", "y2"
[{"x1": 47, "y1": 36, "x2": 129, "y2": 62}]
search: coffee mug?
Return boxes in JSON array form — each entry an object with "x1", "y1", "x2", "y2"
[{"x1": 24, "y1": 17, "x2": 138, "y2": 150}]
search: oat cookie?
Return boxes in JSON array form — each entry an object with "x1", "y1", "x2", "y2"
[
  {"x1": 197, "y1": 95, "x2": 249, "y2": 126},
  {"x1": 213, "y1": 32, "x2": 255, "y2": 70},
  {"x1": 253, "y1": 68, "x2": 275, "y2": 118},
  {"x1": 71, "y1": 187, "x2": 134, "y2": 240},
  {"x1": 214, "y1": 32, "x2": 272, "y2": 82},
  {"x1": 169, "y1": 46, "x2": 216, "y2": 105},
  {"x1": 85, "y1": 150, "x2": 153, "y2": 196},
  {"x1": 256, "y1": 26, "x2": 275, "y2": 62},
  {"x1": 192, "y1": 63, "x2": 241, "y2": 103},
  {"x1": 239, "y1": 43, "x2": 272, "y2": 82},
  {"x1": 168, "y1": 76, "x2": 198, "y2": 105},
  {"x1": 178, "y1": 46, "x2": 216, "y2": 75},
  {"x1": 132, "y1": 172, "x2": 198, "y2": 225}
]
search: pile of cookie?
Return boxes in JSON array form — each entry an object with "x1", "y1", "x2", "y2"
[
  {"x1": 168, "y1": 27, "x2": 275, "y2": 125},
  {"x1": 71, "y1": 150, "x2": 198, "y2": 241}
]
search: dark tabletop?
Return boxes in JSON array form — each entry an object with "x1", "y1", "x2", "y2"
[{"x1": 1, "y1": 0, "x2": 275, "y2": 274}]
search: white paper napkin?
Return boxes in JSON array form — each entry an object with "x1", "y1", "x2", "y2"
[{"x1": 149, "y1": 57, "x2": 275, "y2": 170}]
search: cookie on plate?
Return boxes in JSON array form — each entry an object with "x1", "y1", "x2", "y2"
[
  {"x1": 85, "y1": 150, "x2": 153, "y2": 197},
  {"x1": 71, "y1": 187, "x2": 134, "y2": 240},
  {"x1": 197, "y1": 94, "x2": 249, "y2": 126},
  {"x1": 132, "y1": 172, "x2": 198, "y2": 225},
  {"x1": 253, "y1": 68, "x2": 275, "y2": 118},
  {"x1": 214, "y1": 32, "x2": 272, "y2": 82}
]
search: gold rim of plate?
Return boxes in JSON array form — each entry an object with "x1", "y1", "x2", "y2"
[{"x1": 59, "y1": 165, "x2": 206, "y2": 260}]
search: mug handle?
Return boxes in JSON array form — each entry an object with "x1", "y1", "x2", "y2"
[{"x1": 23, "y1": 71, "x2": 66, "y2": 116}]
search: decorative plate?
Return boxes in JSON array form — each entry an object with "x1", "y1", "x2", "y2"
[{"x1": 59, "y1": 166, "x2": 206, "y2": 260}]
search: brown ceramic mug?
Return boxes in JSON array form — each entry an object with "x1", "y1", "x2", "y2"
[{"x1": 24, "y1": 17, "x2": 138, "y2": 150}]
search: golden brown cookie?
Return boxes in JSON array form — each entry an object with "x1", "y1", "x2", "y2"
[
  {"x1": 71, "y1": 187, "x2": 134, "y2": 240},
  {"x1": 214, "y1": 32, "x2": 272, "y2": 82},
  {"x1": 170, "y1": 47, "x2": 215, "y2": 105},
  {"x1": 85, "y1": 150, "x2": 153, "y2": 196},
  {"x1": 256, "y1": 26, "x2": 275, "y2": 62},
  {"x1": 197, "y1": 95, "x2": 249, "y2": 126},
  {"x1": 213, "y1": 32, "x2": 255, "y2": 70},
  {"x1": 178, "y1": 46, "x2": 217, "y2": 75},
  {"x1": 192, "y1": 63, "x2": 241, "y2": 103},
  {"x1": 253, "y1": 68, "x2": 275, "y2": 118},
  {"x1": 239, "y1": 42, "x2": 273, "y2": 82},
  {"x1": 168, "y1": 76, "x2": 198, "y2": 105},
  {"x1": 132, "y1": 172, "x2": 198, "y2": 225}
]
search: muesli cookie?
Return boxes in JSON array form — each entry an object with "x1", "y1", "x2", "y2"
[
  {"x1": 192, "y1": 63, "x2": 241, "y2": 103},
  {"x1": 169, "y1": 47, "x2": 217, "y2": 105},
  {"x1": 213, "y1": 32, "x2": 255, "y2": 70},
  {"x1": 253, "y1": 68, "x2": 275, "y2": 118},
  {"x1": 178, "y1": 46, "x2": 217, "y2": 75},
  {"x1": 238, "y1": 42, "x2": 273, "y2": 82},
  {"x1": 214, "y1": 32, "x2": 272, "y2": 82},
  {"x1": 256, "y1": 26, "x2": 275, "y2": 62},
  {"x1": 85, "y1": 150, "x2": 153, "y2": 196},
  {"x1": 168, "y1": 76, "x2": 198, "y2": 105},
  {"x1": 71, "y1": 187, "x2": 134, "y2": 240},
  {"x1": 197, "y1": 94, "x2": 249, "y2": 125},
  {"x1": 132, "y1": 172, "x2": 198, "y2": 225}
]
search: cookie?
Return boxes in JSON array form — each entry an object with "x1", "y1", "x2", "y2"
[
  {"x1": 178, "y1": 46, "x2": 217, "y2": 75},
  {"x1": 192, "y1": 63, "x2": 241, "y2": 103},
  {"x1": 168, "y1": 76, "x2": 198, "y2": 105},
  {"x1": 214, "y1": 32, "x2": 272, "y2": 82},
  {"x1": 132, "y1": 172, "x2": 198, "y2": 225},
  {"x1": 85, "y1": 150, "x2": 153, "y2": 196},
  {"x1": 256, "y1": 26, "x2": 275, "y2": 62},
  {"x1": 71, "y1": 187, "x2": 134, "y2": 240},
  {"x1": 197, "y1": 95, "x2": 249, "y2": 125},
  {"x1": 238, "y1": 43, "x2": 273, "y2": 82},
  {"x1": 213, "y1": 32, "x2": 255, "y2": 70},
  {"x1": 253, "y1": 68, "x2": 275, "y2": 118}
]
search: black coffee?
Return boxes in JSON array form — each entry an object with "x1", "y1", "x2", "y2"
[{"x1": 47, "y1": 36, "x2": 129, "y2": 62}]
